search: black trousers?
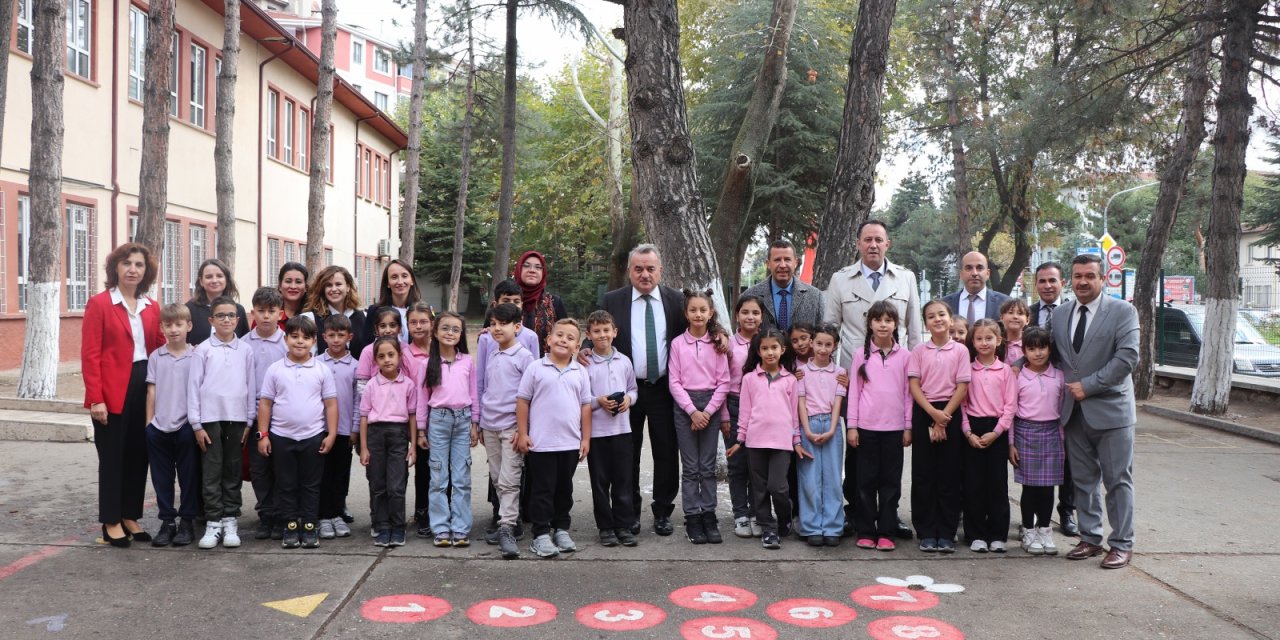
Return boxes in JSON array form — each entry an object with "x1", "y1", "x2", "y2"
[
  {"x1": 319, "y1": 434, "x2": 353, "y2": 520},
  {"x1": 94, "y1": 360, "x2": 149, "y2": 524},
  {"x1": 146, "y1": 423, "x2": 199, "y2": 522},
  {"x1": 413, "y1": 437, "x2": 431, "y2": 523},
  {"x1": 962, "y1": 416, "x2": 1010, "y2": 543},
  {"x1": 365, "y1": 423, "x2": 409, "y2": 530},
  {"x1": 1057, "y1": 454, "x2": 1075, "y2": 515},
  {"x1": 854, "y1": 429, "x2": 905, "y2": 538},
  {"x1": 526, "y1": 449, "x2": 579, "y2": 537},
  {"x1": 249, "y1": 421, "x2": 276, "y2": 519},
  {"x1": 588, "y1": 433, "x2": 636, "y2": 530},
  {"x1": 842, "y1": 441, "x2": 859, "y2": 525},
  {"x1": 910, "y1": 401, "x2": 964, "y2": 541},
  {"x1": 747, "y1": 448, "x2": 792, "y2": 533},
  {"x1": 271, "y1": 432, "x2": 325, "y2": 525},
  {"x1": 631, "y1": 378, "x2": 679, "y2": 520}
]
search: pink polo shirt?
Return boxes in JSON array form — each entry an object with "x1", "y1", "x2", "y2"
[
  {"x1": 737, "y1": 366, "x2": 802, "y2": 451},
  {"x1": 848, "y1": 345, "x2": 912, "y2": 431},
  {"x1": 907, "y1": 339, "x2": 972, "y2": 402},
  {"x1": 1015, "y1": 364, "x2": 1064, "y2": 423},
  {"x1": 668, "y1": 330, "x2": 730, "y2": 417},
  {"x1": 259, "y1": 356, "x2": 337, "y2": 441},
  {"x1": 360, "y1": 371, "x2": 419, "y2": 424},
  {"x1": 1005, "y1": 340, "x2": 1023, "y2": 365},
  {"x1": 726, "y1": 332, "x2": 753, "y2": 395},
  {"x1": 403, "y1": 342, "x2": 430, "y2": 382},
  {"x1": 518, "y1": 357, "x2": 594, "y2": 452},
  {"x1": 356, "y1": 340, "x2": 422, "y2": 383},
  {"x1": 414, "y1": 352, "x2": 479, "y2": 429},
  {"x1": 797, "y1": 360, "x2": 847, "y2": 416},
  {"x1": 962, "y1": 358, "x2": 1017, "y2": 435}
]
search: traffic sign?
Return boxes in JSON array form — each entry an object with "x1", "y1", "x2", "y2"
[
  {"x1": 1106, "y1": 244, "x2": 1126, "y2": 268},
  {"x1": 1106, "y1": 267, "x2": 1124, "y2": 287},
  {"x1": 1100, "y1": 232, "x2": 1117, "y2": 253}
]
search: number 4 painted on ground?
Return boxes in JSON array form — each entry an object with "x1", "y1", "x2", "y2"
[{"x1": 695, "y1": 591, "x2": 737, "y2": 603}]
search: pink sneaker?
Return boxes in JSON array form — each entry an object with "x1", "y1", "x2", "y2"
[
  {"x1": 856, "y1": 537, "x2": 876, "y2": 549},
  {"x1": 876, "y1": 537, "x2": 896, "y2": 551}
]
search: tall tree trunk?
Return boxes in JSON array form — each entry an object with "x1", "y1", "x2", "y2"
[
  {"x1": 812, "y1": 0, "x2": 898, "y2": 288},
  {"x1": 215, "y1": 0, "x2": 240, "y2": 268},
  {"x1": 0, "y1": 0, "x2": 14, "y2": 162},
  {"x1": 18, "y1": 0, "x2": 66, "y2": 399},
  {"x1": 1191, "y1": 0, "x2": 1261, "y2": 416},
  {"x1": 136, "y1": 0, "x2": 175, "y2": 257},
  {"x1": 1133, "y1": 7, "x2": 1213, "y2": 400},
  {"x1": 989, "y1": 158, "x2": 1034, "y2": 294},
  {"x1": 605, "y1": 50, "x2": 633, "y2": 290},
  {"x1": 622, "y1": 0, "x2": 728, "y2": 317},
  {"x1": 399, "y1": 0, "x2": 429, "y2": 266},
  {"x1": 707, "y1": 0, "x2": 798, "y2": 302},
  {"x1": 449, "y1": 5, "x2": 476, "y2": 312},
  {"x1": 306, "y1": 0, "x2": 337, "y2": 275},
  {"x1": 491, "y1": 0, "x2": 518, "y2": 291},
  {"x1": 942, "y1": 0, "x2": 971, "y2": 254}
]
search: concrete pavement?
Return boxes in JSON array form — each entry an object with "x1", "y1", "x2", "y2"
[{"x1": 0, "y1": 412, "x2": 1276, "y2": 639}]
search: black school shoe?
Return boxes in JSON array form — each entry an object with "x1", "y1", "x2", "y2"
[
  {"x1": 255, "y1": 516, "x2": 273, "y2": 540},
  {"x1": 301, "y1": 522, "x2": 320, "y2": 549},
  {"x1": 599, "y1": 528, "x2": 620, "y2": 547},
  {"x1": 615, "y1": 527, "x2": 638, "y2": 547},
  {"x1": 282, "y1": 521, "x2": 302, "y2": 549},
  {"x1": 271, "y1": 519, "x2": 285, "y2": 541},
  {"x1": 152, "y1": 521, "x2": 176, "y2": 547},
  {"x1": 654, "y1": 516, "x2": 674, "y2": 536},
  {"x1": 685, "y1": 516, "x2": 707, "y2": 544},
  {"x1": 896, "y1": 518, "x2": 915, "y2": 540},
  {"x1": 703, "y1": 513, "x2": 723, "y2": 544},
  {"x1": 172, "y1": 519, "x2": 195, "y2": 546},
  {"x1": 341, "y1": 506, "x2": 355, "y2": 524}
]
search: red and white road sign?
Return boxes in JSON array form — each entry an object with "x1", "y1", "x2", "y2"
[
  {"x1": 1106, "y1": 266, "x2": 1124, "y2": 288},
  {"x1": 359, "y1": 594, "x2": 451, "y2": 624},
  {"x1": 1106, "y1": 244, "x2": 1126, "y2": 268},
  {"x1": 669, "y1": 584, "x2": 758, "y2": 612}
]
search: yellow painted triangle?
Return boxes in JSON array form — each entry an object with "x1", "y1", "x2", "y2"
[{"x1": 262, "y1": 593, "x2": 329, "y2": 618}]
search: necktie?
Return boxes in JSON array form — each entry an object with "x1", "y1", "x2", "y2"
[
  {"x1": 1072, "y1": 305, "x2": 1088, "y2": 353},
  {"x1": 1044, "y1": 303, "x2": 1055, "y2": 331},
  {"x1": 869, "y1": 272, "x2": 882, "y2": 292},
  {"x1": 644, "y1": 294, "x2": 660, "y2": 384},
  {"x1": 967, "y1": 293, "x2": 978, "y2": 326},
  {"x1": 777, "y1": 290, "x2": 790, "y2": 331}
]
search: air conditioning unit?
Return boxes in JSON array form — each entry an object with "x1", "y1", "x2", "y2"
[{"x1": 377, "y1": 239, "x2": 392, "y2": 258}]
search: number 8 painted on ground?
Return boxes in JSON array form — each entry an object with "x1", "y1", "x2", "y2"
[{"x1": 892, "y1": 624, "x2": 942, "y2": 639}]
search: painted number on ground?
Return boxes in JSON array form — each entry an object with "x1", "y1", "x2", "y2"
[
  {"x1": 680, "y1": 616, "x2": 777, "y2": 640},
  {"x1": 851, "y1": 585, "x2": 940, "y2": 612},
  {"x1": 866, "y1": 615, "x2": 964, "y2": 640},
  {"x1": 466, "y1": 598, "x2": 557, "y2": 628},
  {"x1": 765, "y1": 598, "x2": 858, "y2": 628},
  {"x1": 575, "y1": 600, "x2": 666, "y2": 631},
  {"x1": 360, "y1": 595, "x2": 451, "y2": 624},
  {"x1": 669, "y1": 584, "x2": 758, "y2": 612}
]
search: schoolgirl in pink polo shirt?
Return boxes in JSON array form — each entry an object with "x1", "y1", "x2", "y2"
[
  {"x1": 359, "y1": 336, "x2": 418, "y2": 548},
  {"x1": 721, "y1": 294, "x2": 766, "y2": 538},
  {"x1": 668, "y1": 289, "x2": 731, "y2": 545},
  {"x1": 961, "y1": 319, "x2": 1017, "y2": 554},
  {"x1": 1009, "y1": 326, "x2": 1065, "y2": 556},
  {"x1": 402, "y1": 302, "x2": 434, "y2": 533},
  {"x1": 907, "y1": 299, "x2": 971, "y2": 554},
  {"x1": 355, "y1": 308, "x2": 419, "y2": 428},
  {"x1": 1000, "y1": 299, "x2": 1031, "y2": 365},
  {"x1": 796, "y1": 324, "x2": 847, "y2": 546}
]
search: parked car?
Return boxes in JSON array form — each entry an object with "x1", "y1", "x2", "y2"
[{"x1": 1155, "y1": 305, "x2": 1280, "y2": 376}]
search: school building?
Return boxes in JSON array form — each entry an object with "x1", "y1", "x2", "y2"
[{"x1": 0, "y1": 0, "x2": 410, "y2": 370}]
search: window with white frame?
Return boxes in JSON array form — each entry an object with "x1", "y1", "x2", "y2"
[
  {"x1": 67, "y1": 0, "x2": 93, "y2": 78},
  {"x1": 284, "y1": 100, "x2": 295, "y2": 163},
  {"x1": 16, "y1": 0, "x2": 33, "y2": 54},
  {"x1": 17, "y1": 196, "x2": 30, "y2": 311},
  {"x1": 162, "y1": 220, "x2": 182, "y2": 304},
  {"x1": 374, "y1": 49, "x2": 390, "y2": 74},
  {"x1": 374, "y1": 92, "x2": 388, "y2": 112},
  {"x1": 65, "y1": 204, "x2": 94, "y2": 311},
  {"x1": 190, "y1": 43, "x2": 207, "y2": 127},
  {"x1": 128, "y1": 6, "x2": 146, "y2": 100},
  {"x1": 169, "y1": 35, "x2": 180, "y2": 117},
  {"x1": 268, "y1": 238, "x2": 281, "y2": 284},
  {"x1": 267, "y1": 90, "x2": 279, "y2": 157},
  {"x1": 324, "y1": 248, "x2": 333, "y2": 266},
  {"x1": 189, "y1": 225, "x2": 207, "y2": 298},
  {"x1": 298, "y1": 110, "x2": 309, "y2": 171},
  {"x1": 285, "y1": 241, "x2": 296, "y2": 265},
  {"x1": 352, "y1": 40, "x2": 364, "y2": 64}
]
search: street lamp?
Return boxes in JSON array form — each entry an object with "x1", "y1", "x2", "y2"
[{"x1": 1102, "y1": 181, "x2": 1160, "y2": 236}]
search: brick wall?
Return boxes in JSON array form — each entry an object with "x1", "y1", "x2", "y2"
[{"x1": 0, "y1": 317, "x2": 85, "y2": 370}]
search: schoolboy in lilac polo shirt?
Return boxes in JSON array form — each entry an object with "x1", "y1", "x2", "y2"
[
  {"x1": 478, "y1": 304, "x2": 536, "y2": 558},
  {"x1": 244, "y1": 287, "x2": 289, "y2": 540},
  {"x1": 317, "y1": 314, "x2": 358, "y2": 539},
  {"x1": 256, "y1": 315, "x2": 338, "y2": 549},
  {"x1": 145, "y1": 303, "x2": 198, "y2": 547},
  {"x1": 584, "y1": 310, "x2": 639, "y2": 547},
  {"x1": 516, "y1": 319, "x2": 593, "y2": 558}
]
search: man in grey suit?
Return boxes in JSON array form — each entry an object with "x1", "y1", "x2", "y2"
[
  {"x1": 742, "y1": 240, "x2": 823, "y2": 332},
  {"x1": 943, "y1": 252, "x2": 1011, "y2": 325},
  {"x1": 1052, "y1": 254, "x2": 1139, "y2": 569}
]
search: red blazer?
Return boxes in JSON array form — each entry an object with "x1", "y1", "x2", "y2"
[{"x1": 82, "y1": 289, "x2": 164, "y2": 414}]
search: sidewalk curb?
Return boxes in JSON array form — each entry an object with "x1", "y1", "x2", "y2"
[{"x1": 1141, "y1": 404, "x2": 1280, "y2": 445}]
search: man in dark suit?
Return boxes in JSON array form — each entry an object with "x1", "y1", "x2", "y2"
[
  {"x1": 741, "y1": 240, "x2": 823, "y2": 332},
  {"x1": 1028, "y1": 261, "x2": 1079, "y2": 537},
  {"x1": 943, "y1": 252, "x2": 1011, "y2": 325},
  {"x1": 597, "y1": 244, "x2": 688, "y2": 537}
]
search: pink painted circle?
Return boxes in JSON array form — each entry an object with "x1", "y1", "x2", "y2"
[
  {"x1": 669, "y1": 584, "x2": 758, "y2": 612},
  {"x1": 575, "y1": 600, "x2": 667, "y2": 631},
  {"x1": 680, "y1": 616, "x2": 777, "y2": 640},
  {"x1": 465, "y1": 598, "x2": 557, "y2": 628},
  {"x1": 850, "y1": 584, "x2": 941, "y2": 612},
  {"x1": 866, "y1": 615, "x2": 964, "y2": 640},
  {"x1": 359, "y1": 594, "x2": 452, "y2": 624},
  {"x1": 765, "y1": 598, "x2": 858, "y2": 628}
]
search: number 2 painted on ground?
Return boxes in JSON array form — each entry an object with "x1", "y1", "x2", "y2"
[{"x1": 489, "y1": 604, "x2": 536, "y2": 618}]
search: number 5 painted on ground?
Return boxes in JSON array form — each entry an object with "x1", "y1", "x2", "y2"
[{"x1": 702, "y1": 624, "x2": 752, "y2": 638}]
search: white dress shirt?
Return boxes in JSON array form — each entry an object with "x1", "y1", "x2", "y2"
[
  {"x1": 960, "y1": 288, "x2": 989, "y2": 321},
  {"x1": 1069, "y1": 296, "x2": 1103, "y2": 342},
  {"x1": 110, "y1": 287, "x2": 151, "y2": 362},
  {"x1": 630, "y1": 287, "x2": 669, "y2": 380}
]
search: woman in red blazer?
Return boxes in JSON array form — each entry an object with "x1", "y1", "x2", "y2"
[{"x1": 82, "y1": 242, "x2": 164, "y2": 547}]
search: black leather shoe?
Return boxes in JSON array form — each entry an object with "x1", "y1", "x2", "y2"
[
  {"x1": 842, "y1": 521, "x2": 856, "y2": 538},
  {"x1": 1060, "y1": 512, "x2": 1080, "y2": 537},
  {"x1": 152, "y1": 521, "x2": 175, "y2": 547},
  {"x1": 629, "y1": 521, "x2": 641, "y2": 535},
  {"x1": 101, "y1": 525, "x2": 130, "y2": 548},
  {"x1": 172, "y1": 520, "x2": 194, "y2": 546},
  {"x1": 654, "y1": 516, "x2": 674, "y2": 536},
  {"x1": 895, "y1": 519, "x2": 914, "y2": 540},
  {"x1": 341, "y1": 507, "x2": 355, "y2": 524},
  {"x1": 123, "y1": 523, "x2": 152, "y2": 543},
  {"x1": 255, "y1": 517, "x2": 273, "y2": 540},
  {"x1": 702, "y1": 513, "x2": 723, "y2": 544},
  {"x1": 685, "y1": 517, "x2": 707, "y2": 544}
]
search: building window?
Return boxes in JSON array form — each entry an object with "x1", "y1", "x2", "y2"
[
  {"x1": 66, "y1": 0, "x2": 92, "y2": 78},
  {"x1": 374, "y1": 49, "x2": 390, "y2": 74},
  {"x1": 189, "y1": 43, "x2": 207, "y2": 127},
  {"x1": 285, "y1": 241, "x2": 296, "y2": 265},
  {"x1": 363, "y1": 149, "x2": 372, "y2": 199},
  {"x1": 373, "y1": 155, "x2": 382, "y2": 204},
  {"x1": 298, "y1": 109, "x2": 309, "y2": 171},
  {"x1": 284, "y1": 100, "x2": 295, "y2": 164},
  {"x1": 16, "y1": 196, "x2": 30, "y2": 311},
  {"x1": 65, "y1": 204, "x2": 94, "y2": 311},
  {"x1": 268, "y1": 238, "x2": 281, "y2": 284},
  {"x1": 128, "y1": 6, "x2": 146, "y2": 100},
  {"x1": 16, "y1": 0, "x2": 33, "y2": 54},
  {"x1": 374, "y1": 92, "x2": 388, "y2": 112},
  {"x1": 189, "y1": 225, "x2": 207, "y2": 298},
  {"x1": 384, "y1": 156, "x2": 392, "y2": 207},
  {"x1": 267, "y1": 90, "x2": 279, "y2": 157},
  {"x1": 161, "y1": 220, "x2": 182, "y2": 304},
  {"x1": 324, "y1": 248, "x2": 333, "y2": 266},
  {"x1": 352, "y1": 40, "x2": 364, "y2": 65},
  {"x1": 169, "y1": 34, "x2": 180, "y2": 117}
]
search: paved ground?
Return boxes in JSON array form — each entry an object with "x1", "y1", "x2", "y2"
[{"x1": 0, "y1": 412, "x2": 1276, "y2": 639}]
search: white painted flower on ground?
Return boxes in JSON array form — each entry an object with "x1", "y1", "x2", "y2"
[{"x1": 875, "y1": 575, "x2": 965, "y2": 593}]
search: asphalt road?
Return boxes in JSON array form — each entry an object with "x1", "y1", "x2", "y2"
[{"x1": 0, "y1": 412, "x2": 1276, "y2": 639}]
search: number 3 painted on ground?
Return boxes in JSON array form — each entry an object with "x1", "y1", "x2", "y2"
[{"x1": 594, "y1": 609, "x2": 644, "y2": 622}]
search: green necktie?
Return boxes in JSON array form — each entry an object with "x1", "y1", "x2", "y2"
[{"x1": 644, "y1": 294, "x2": 660, "y2": 384}]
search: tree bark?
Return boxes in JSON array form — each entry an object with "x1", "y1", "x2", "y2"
[
  {"x1": 942, "y1": 0, "x2": 971, "y2": 255},
  {"x1": 449, "y1": 5, "x2": 475, "y2": 312},
  {"x1": 306, "y1": 0, "x2": 337, "y2": 275},
  {"x1": 0, "y1": 0, "x2": 15, "y2": 163},
  {"x1": 1191, "y1": 0, "x2": 1261, "y2": 416},
  {"x1": 399, "y1": 0, "x2": 430, "y2": 266},
  {"x1": 18, "y1": 0, "x2": 66, "y2": 399},
  {"x1": 491, "y1": 0, "x2": 519, "y2": 291},
  {"x1": 622, "y1": 0, "x2": 728, "y2": 317},
  {"x1": 215, "y1": 0, "x2": 240, "y2": 268},
  {"x1": 812, "y1": 0, "x2": 898, "y2": 289},
  {"x1": 136, "y1": 0, "x2": 175, "y2": 256},
  {"x1": 707, "y1": 0, "x2": 798, "y2": 302},
  {"x1": 605, "y1": 51, "x2": 634, "y2": 290},
  {"x1": 1133, "y1": 7, "x2": 1213, "y2": 401}
]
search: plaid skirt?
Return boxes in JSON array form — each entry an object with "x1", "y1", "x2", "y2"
[{"x1": 1012, "y1": 417, "x2": 1064, "y2": 487}]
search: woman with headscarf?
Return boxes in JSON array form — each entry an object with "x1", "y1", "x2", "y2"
[{"x1": 514, "y1": 250, "x2": 567, "y2": 355}]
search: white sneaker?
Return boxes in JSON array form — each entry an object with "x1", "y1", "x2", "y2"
[
  {"x1": 1023, "y1": 528, "x2": 1045, "y2": 555},
  {"x1": 750, "y1": 518, "x2": 763, "y2": 537},
  {"x1": 319, "y1": 519, "x2": 336, "y2": 540},
  {"x1": 552, "y1": 529, "x2": 576, "y2": 552},
  {"x1": 733, "y1": 517, "x2": 752, "y2": 538},
  {"x1": 333, "y1": 519, "x2": 352, "y2": 538},
  {"x1": 989, "y1": 539, "x2": 1006, "y2": 553},
  {"x1": 1038, "y1": 527, "x2": 1058, "y2": 555},
  {"x1": 530, "y1": 534, "x2": 559, "y2": 558},
  {"x1": 970, "y1": 539, "x2": 988, "y2": 553},
  {"x1": 221, "y1": 517, "x2": 241, "y2": 548},
  {"x1": 198, "y1": 522, "x2": 223, "y2": 549}
]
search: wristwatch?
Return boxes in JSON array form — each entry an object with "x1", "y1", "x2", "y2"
[{"x1": 255, "y1": 430, "x2": 268, "y2": 441}]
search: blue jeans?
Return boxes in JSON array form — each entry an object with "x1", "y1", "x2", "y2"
[
  {"x1": 797, "y1": 414, "x2": 844, "y2": 537},
  {"x1": 428, "y1": 407, "x2": 473, "y2": 536}
]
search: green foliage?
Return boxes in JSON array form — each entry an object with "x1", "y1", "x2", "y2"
[
  {"x1": 874, "y1": 174, "x2": 958, "y2": 297},
  {"x1": 1247, "y1": 142, "x2": 1280, "y2": 248}
]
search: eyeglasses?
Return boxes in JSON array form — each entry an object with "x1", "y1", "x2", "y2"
[
  {"x1": 438, "y1": 326, "x2": 463, "y2": 334},
  {"x1": 213, "y1": 312, "x2": 238, "y2": 320},
  {"x1": 521, "y1": 262, "x2": 544, "y2": 271}
]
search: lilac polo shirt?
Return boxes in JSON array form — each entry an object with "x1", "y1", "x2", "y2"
[
  {"x1": 737, "y1": 366, "x2": 802, "y2": 451},
  {"x1": 517, "y1": 356, "x2": 593, "y2": 452},
  {"x1": 244, "y1": 328, "x2": 288, "y2": 410},
  {"x1": 414, "y1": 352, "x2": 479, "y2": 430},
  {"x1": 259, "y1": 356, "x2": 337, "y2": 441},
  {"x1": 848, "y1": 345, "x2": 912, "y2": 431},
  {"x1": 962, "y1": 359, "x2": 1018, "y2": 435},
  {"x1": 188, "y1": 335, "x2": 257, "y2": 428},
  {"x1": 319, "y1": 350, "x2": 357, "y2": 436},
  {"x1": 586, "y1": 349, "x2": 638, "y2": 439},
  {"x1": 668, "y1": 330, "x2": 730, "y2": 417},
  {"x1": 797, "y1": 360, "x2": 848, "y2": 416},
  {"x1": 146, "y1": 344, "x2": 194, "y2": 433},
  {"x1": 360, "y1": 371, "x2": 419, "y2": 424},
  {"x1": 479, "y1": 341, "x2": 536, "y2": 431},
  {"x1": 1016, "y1": 364, "x2": 1064, "y2": 423},
  {"x1": 907, "y1": 339, "x2": 972, "y2": 402},
  {"x1": 475, "y1": 331, "x2": 538, "y2": 404}
]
